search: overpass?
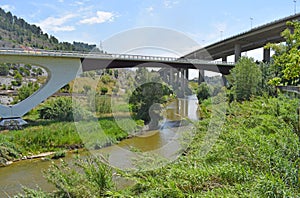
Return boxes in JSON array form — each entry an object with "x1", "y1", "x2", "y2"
[
  {"x1": 0, "y1": 48, "x2": 233, "y2": 126},
  {"x1": 184, "y1": 13, "x2": 300, "y2": 62}
]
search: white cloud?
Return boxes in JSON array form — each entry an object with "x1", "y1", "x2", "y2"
[
  {"x1": 1, "y1": 4, "x2": 15, "y2": 12},
  {"x1": 80, "y1": 11, "x2": 115, "y2": 24},
  {"x1": 146, "y1": 6, "x2": 154, "y2": 13},
  {"x1": 164, "y1": 0, "x2": 179, "y2": 8},
  {"x1": 36, "y1": 14, "x2": 77, "y2": 32},
  {"x1": 58, "y1": 0, "x2": 64, "y2": 3}
]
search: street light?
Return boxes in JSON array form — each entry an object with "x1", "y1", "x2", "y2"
[
  {"x1": 294, "y1": 0, "x2": 297, "y2": 14},
  {"x1": 220, "y1": 30, "x2": 223, "y2": 40},
  {"x1": 250, "y1": 17, "x2": 253, "y2": 29}
]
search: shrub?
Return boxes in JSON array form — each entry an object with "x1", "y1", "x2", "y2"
[
  {"x1": 38, "y1": 97, "x2": 93, "y2": 121},
  {"x1": 196, "y1": 83, "x2": 210, "y2": 102}
]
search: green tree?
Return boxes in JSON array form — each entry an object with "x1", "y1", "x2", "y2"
[
  {"x1": 196, "y1": 83, "x2": 210, "y2": 102},
  {"x1": 13, "y1": 71, "x2": 23, "y2": 86},
  {"x1": 129, "y1": 82, "x2": 172, "y2": 124},
  {"x1": 230, "y1": 57, "x2": 262, "y2": 101},
  {"x1": 266, "y1": 21, "x2": 300, "y2": 85}
]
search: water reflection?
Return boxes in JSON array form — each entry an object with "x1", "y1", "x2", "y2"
[{"x1": 93, "y1": 95, "x2": 199, "y2": 171}]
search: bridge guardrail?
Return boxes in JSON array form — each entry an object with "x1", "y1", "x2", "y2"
[{"x1": 0, "y1": 48, "x2": 235, "y2": 66}]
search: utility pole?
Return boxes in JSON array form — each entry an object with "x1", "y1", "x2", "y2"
[{"x1": 294, "y1": 0, "x2": 297, "y2": 14}]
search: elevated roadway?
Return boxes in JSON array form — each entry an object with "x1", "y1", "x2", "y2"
[{"x1": 184, "y1": 13, "x2": 300, "y2": 62}]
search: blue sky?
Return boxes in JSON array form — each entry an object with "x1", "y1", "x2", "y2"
[{"x1": 0, "y1": 0, "x2": 298, "y2": 60}]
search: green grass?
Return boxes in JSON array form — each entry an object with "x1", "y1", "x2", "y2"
[
  {"x1": 0, "y1": 117, "x2": 141, "y2": 161},
  {"x1": 120, "y1": 94, "x2": 300, "y2": 197}
]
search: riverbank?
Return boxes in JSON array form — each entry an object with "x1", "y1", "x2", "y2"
[{"x1": 0, "y1": 117, "x2": 143, "y2": 167}]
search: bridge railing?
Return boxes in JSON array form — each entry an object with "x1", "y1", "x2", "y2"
[{"x1": 0, "y1": 48, "x2": 235, "y2": 66}]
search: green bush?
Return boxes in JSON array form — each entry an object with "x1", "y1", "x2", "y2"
[
  {"x1": 196, "y1": 83, "x2": 210, "y2": 102},
  {"x1": 38, "y1": 97, "x2": 93, "y2": 121}
]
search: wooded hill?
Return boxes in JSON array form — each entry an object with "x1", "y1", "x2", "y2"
[{"x1": 0, "y1": 8, "x2": 98, "y2": 52}]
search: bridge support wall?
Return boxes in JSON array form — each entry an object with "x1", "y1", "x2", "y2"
[{"x1": 0, "y1": 55, "x2": 81, "y2": 119}]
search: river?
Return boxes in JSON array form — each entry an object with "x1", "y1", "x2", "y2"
[{"x1": 0, "y1": 95, "x2": 199, "y2": 197}]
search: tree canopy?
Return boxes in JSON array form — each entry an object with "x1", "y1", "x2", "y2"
[
  {"x1": 229, "y1": 57, "x2": 262, "y2": 101},
  {"x1": 266, "y1": 21, "x2": 300, "y2": 85}
]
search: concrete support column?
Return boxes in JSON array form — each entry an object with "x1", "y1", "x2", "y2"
[
  {"x1": 263, "y1": 48, "x2": 271, "y2": 62},
  {"x1": 198, "y1": 70, "x2": 205, "y2": 84},
  {"x1": 163, "y1": 70, "x2": 167, "y2": 82},
  {"x1": 181, "y1": 69, "x2": 185, "y2": 91},
  {"x1": 222, "y1": 56, "x2": 227, "y2": 62},
  {"x1": 170, "y1": 69, "x2": 174, "y2": 86},
  {"x1": 185, "y1": 68, "x2": 189, "y2": 80},
  {"x1": 176, "y1": 69, "x2": 180, "y2": 85},
  {"x1": 234, "y1": 43, "x2": 241, "y2": 62}
]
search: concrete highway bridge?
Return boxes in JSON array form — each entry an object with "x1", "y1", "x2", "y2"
[
  {"x1": 1, "y1": 13, "x2": 300, "y2": 126},
  {"x1": 0, "y1": 49, "x2": 233, "y2": 125}
]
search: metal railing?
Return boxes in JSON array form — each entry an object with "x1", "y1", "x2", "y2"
[{"x1": 0, "y1": 48, "x2": 235, "y2": 66}]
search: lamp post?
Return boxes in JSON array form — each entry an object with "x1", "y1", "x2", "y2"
[
  {"x1": 294, "y1": 0, "x2": 297, "y2": 14},
  {"x1": 220, "y1": 30, "x2": 223, "y2": 40},
  {"x1": 250, "y1": 17, "x2": 253, "y2": 29}
]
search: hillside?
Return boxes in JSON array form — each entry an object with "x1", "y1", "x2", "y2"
[{"x1": 0, "y1": 8, "x2": 98, "y2": 52}]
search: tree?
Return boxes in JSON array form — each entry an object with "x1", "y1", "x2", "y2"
[
  {"x1": 196, "y1": 83, "x2": 210, "y2": 102},
  {"x1": 266, "y1": 21, "x2": 300, "y2": 85},
  {"x1": 230, "y1": 57, "x2": 262, "y2": 101},
  {"x1": 129, "y1": 82, "x2": 172, "y2": 124},
  {"x1": 13, "y1": 71, "x2": 23, "y2": 86}
]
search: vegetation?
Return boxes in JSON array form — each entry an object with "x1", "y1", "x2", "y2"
[
  {"x1": 129, "y1": 82, "x2": 173, "y2": 124},
  {"x1": 38, "y1": 97, "x2": 93, "y2": 121},
  {"x1": 17, "y1": 94, "x2": 300, "y2": 197},
  {"x1": 18, "y1": 157, "x2": 115, "y2": 198},
  {"x1": 0, "y1": 115, "x2": 142, "y2": 164},
  {"x1": 0, "y1": 8, "x2": 99, "y2": 51},
  {"x1": 229, "y1": 57, "x2": 262, "y2": 101},
  {"x1": 196, "y1": 82, "x2": 210, "y2": 102},
  {"x1": 266, "y1": 21, "x2": 300, "y2": 85}
]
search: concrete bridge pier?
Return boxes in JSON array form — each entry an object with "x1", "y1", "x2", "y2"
[
  {"x1": 169, "y1": 69, "x2": 174, "y2": 86},
  {"x1": 0, "y1": 55, "x2": 82, "y2": 126},
  {"x1": 263, "y1": 48, "x2": 271, "y2": 62},
  {"x1": 198, "y1": 70, "x2": 205, "y2": 85},
  {"x1": 234, "y1": 43, "x2": 241, "y2": 62}
]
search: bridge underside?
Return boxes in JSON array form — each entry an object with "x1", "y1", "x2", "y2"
[{"x1": 81, "y1": 58, "x2": 233, "y2": 75}]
